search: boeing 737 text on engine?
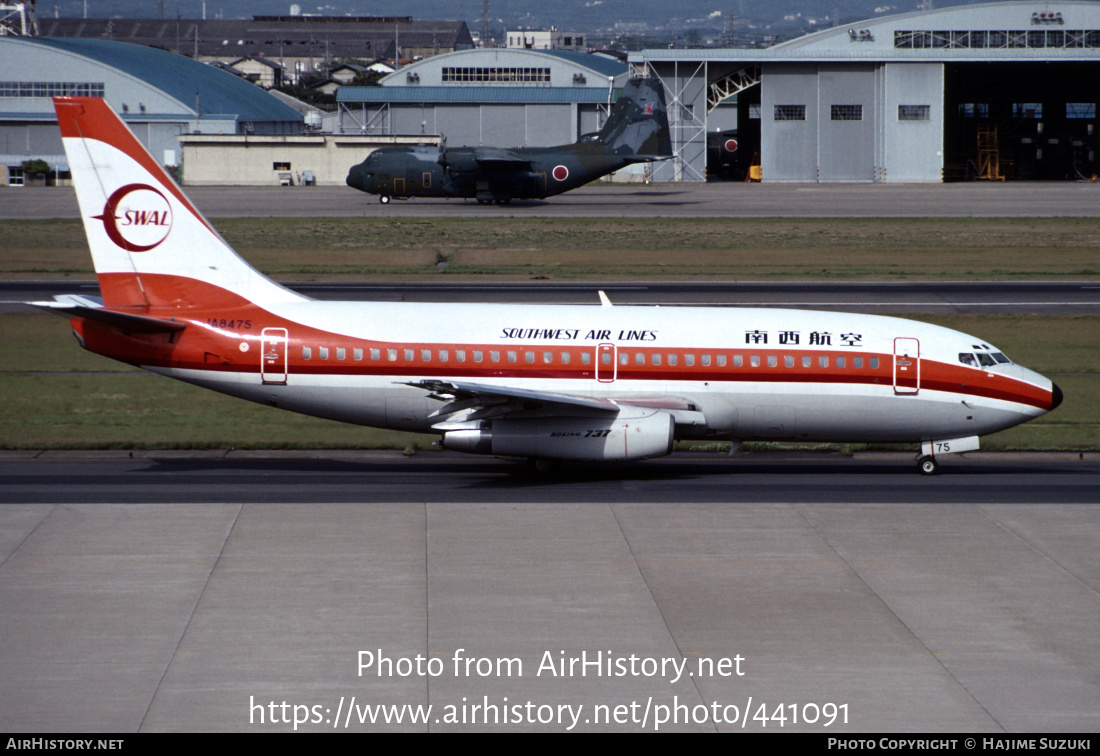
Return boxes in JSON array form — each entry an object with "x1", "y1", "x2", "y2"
[{"x1": 34, "y1": 97, "x2": 1062, "y2": 474}]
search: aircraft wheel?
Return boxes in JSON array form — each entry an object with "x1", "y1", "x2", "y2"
[
  {"x1": 917, "y1": 456, "x2": 939, "y2": 475},
  {"x1": 526, "y1": 458, "x2": 561, "y2": 475},
  {"x1": 379, "y1": 195, "x2": 391, "y2": 204}
]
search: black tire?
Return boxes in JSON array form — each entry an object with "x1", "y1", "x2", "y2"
[
  {"x1": 379, "y1": 195, "x2": 391, "y2": 204},
  {"x1": 918, "y1": 456, "x2": 939, "y2": 475}
]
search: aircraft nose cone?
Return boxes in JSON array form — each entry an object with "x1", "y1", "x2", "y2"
[
  {"x1": 346, "y1": 166, "x2": 363, "y2": 190},
  {"x1": 1051, "y1": 382, "x2": 1064, "y2": 411}
]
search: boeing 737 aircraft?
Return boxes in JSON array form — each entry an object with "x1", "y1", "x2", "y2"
[{"x1": 37, "y1": 97, "x2": 1061, "y2": 474}]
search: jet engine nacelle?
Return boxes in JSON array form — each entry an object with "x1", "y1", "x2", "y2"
[{"x1": 442, "y1": 411, "x2": 675, "y2": 461}]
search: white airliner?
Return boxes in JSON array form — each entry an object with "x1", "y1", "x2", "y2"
[{"x1": 37, "y1": 97, "x2": 1061, "y2": 474}]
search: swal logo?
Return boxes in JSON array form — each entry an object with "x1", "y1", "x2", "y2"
[{"x1": 94, "y1": 183, "x2": 173, "y2": 252}]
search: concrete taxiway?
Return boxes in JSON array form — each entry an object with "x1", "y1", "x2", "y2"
[
  {"x1": 1, "y1": 452, "x2": 1098, "y2": 732},
  {"x1": 5, "y1": 181, "x2": 1100, "y2": 219}
]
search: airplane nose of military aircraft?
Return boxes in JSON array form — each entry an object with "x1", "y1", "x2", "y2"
[{"x1": 346, "y1": 163, "x2": 371, "y2": 192}]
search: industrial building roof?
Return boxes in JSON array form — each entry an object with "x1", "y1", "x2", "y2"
[
  {"x1": 338, "y1": 85, "x2": 621, "y2": 104},
  {"x1": 18, "y1": 36, "x2": 304, "y2": 123}
]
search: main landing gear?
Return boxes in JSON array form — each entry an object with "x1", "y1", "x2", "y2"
[
  {"x1": 379, "y1": 195, "x2": 390, "y2": 204},
  {"x1": 917, "y1": 455, "x2": 939, "y2": 475}
]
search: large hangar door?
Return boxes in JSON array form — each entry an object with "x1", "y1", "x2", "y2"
[
  {"x1": 817, "y1": 65, "x2": 876, "y2": 181},
  {"x1": 944, "y1": 62, "x2": 1100, "y2": 180}
]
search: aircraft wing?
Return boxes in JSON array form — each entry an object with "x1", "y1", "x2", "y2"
[
  {"x1": 404, "y1": 379, "x2": 706, "y2": 426},
  {"x1": 471, "y1": 148, "x2": 535, "y2": 171},
  {"x1": 30, "y1": 295, "x2": 187, "y2": 334}
]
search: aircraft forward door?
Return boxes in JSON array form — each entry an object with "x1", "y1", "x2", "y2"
[
  {"x1": 261, "y1": 328, "x2": 288, "y2": 385},
  {"x1": 893, "y1": 337, "x2": 920, "y2": 395},
  {"x1": 596, "y1": 343, "x2": 617, "y2": 383}
]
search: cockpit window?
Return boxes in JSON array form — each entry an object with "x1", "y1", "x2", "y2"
[{"x1": 960, "y1": 351, "x2": 1012, "y2": 368}]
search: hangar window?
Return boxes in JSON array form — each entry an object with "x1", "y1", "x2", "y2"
[
  {"x1": 831, "y1": 105, "x2": 863, "y2": 121},
  {"x1": 748, "y1": 104, "x2": 761, "y2": 120},
  {"x1": 774, "y1": 105, "x2": 806, "y2": 121},
  {"x1": 898, "y1": 105, "x2": 930, "y2": 121},
  {"x1": 1066, "y1": 103, "x2": 1096, "y2": 119},
  {"x1": 273, "y1": 162, "x2": 291, "y2": 171},
  {"x1": 0, "y1": 81, "x2": 105, "y2": 98},
  {"x1": 1012, "y1": 103, "x2": 1043, "y2": 118},
  {"x1": 958, "y1": 103, "x2": 989, "y2": 119}
]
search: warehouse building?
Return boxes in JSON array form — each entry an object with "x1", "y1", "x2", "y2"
[
  {"x1": 337, "y1": 47, "x2": 631, "y2": 146},
  {"x1": 0, "y1": 35, "x2": 304, "y2": 185},
  {"x1": 636, "y1": 0, "x2": 1100, "y2": 182}
]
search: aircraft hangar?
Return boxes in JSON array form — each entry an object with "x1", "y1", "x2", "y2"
[
  {"x1": 337, "y1": 47, "x2": 631, "y2": 146},
  {"x1": 635, "y1": 0, "x2": 1100, "y2": 182},
  {"x1": 0, "y1": 35, "x2": 303, "y2": 185}
]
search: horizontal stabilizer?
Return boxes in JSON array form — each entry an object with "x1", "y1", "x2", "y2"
[{"x1": 31, "y1": 295, "x2": 187, "y2": 334}]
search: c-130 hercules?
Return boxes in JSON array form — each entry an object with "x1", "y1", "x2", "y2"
[{"x1": 345, "y1": 77, "x2": 672, "y2": 205}]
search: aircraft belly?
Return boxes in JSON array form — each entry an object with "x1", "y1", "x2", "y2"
[{"x1": 146, "y1": 370, "x2": 1042, "y2": 445}]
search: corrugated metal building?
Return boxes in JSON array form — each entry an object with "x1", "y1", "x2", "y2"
[
  {"x1": 636, "y1": 0, "x2": 1100, "y2": 182},
  {"x1": 0, "y1": 36, "x2": 303, "y2": 180},
  {"x1": 337, "y1": 48, "x2": 630, "y2": 146}
]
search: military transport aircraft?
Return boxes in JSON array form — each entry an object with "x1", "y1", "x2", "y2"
[
  {"x1": 35, "y1": 97, "x2": 1061, "y2": 474},
  {"x1": 345, "y1": 77, "x2": 672, "y2": 205}
]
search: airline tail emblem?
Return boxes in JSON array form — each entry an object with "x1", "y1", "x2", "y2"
[{"x1": 53, "y1": 97, "x2": 300, "y2": 310}]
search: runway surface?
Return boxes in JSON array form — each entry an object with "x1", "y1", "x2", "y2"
[
  {"x1": 1, "y1": 451, "x2": 1098, "y2": 732},
  {"x1": 6, "y1": 181, "x2": 1100, "y2": 219}
]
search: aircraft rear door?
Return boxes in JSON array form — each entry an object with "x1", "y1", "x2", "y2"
[
  {"x1": 261, "y1": 327, "x2": 288, "y2": 385},
  {"x1": 596, "y1": 343, "x2": 617, "y2": 383},
  {"x1": 893, "y1": 337, "x2": 920, "y2": 395}
]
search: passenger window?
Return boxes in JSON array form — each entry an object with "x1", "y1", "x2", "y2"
[
  {"x1": 870, "y1": 357, "x2": 879, "y2": 369},
  {"x1": 507, "y1": 351, "x2": 517, "y2": 363},
  {"x1": 421, "y1": 349, "x2": 431, "y2": 362},
  {"x1": 544, "y1": 351, "x2": 553, "y2": 364},
  {"x1": 717, "y1": 354, "x2": 726, "y2": 367},
  {"x1": 404, "y1": 349, "x2": 414, "y2": 362},
  {"x1": 474, "y1": 350, "x2": 484, "y2": 362},
  {"x1": 619, "y1": 352, "x2": 628, "y2": 365},
  {"x1": 702, "y1": 354, "x2": 711, "y2": 367},
  {"x1": 767, "y1": 355, "x2": 777, "y2": 367},
  {"x1": 854, "y1": 356, "x2": 863, "y2": 368},
  {"x1": 601, "y1": 352, "x2": 611, "y2": 365},
  {"x1": 319, "y1": 347, "x2": 329, "y2": 360},
  {"x1": 525, "y1": 351, "x2": 534, "y2": 363},
  {"x1": 732, "y1": 354, "x2": 741, "y2": 367},
  {"x1": 652, "y1": 353, "x2": 661, "y2": 366},
  {"x1": 785, "y1": 355, "x2": 795, "y2": 368},
  {"x1": 836, "y1": 356, "x2": 845, "y2": 368},
  {"x1": 302, "y1": 347, "x2": 312, "y2": 360},
  {"x1": 802, "y1": 355, "x2": 811, "y2": 368},
  {"x1": 685, "y1": 354, "x2": 694, "y2": 366},
  {"x1": 750, "y1": 355, "x2": 759, "y2": 367},
  {"x1": 456, "y1": 350, "x2": 466, "y2": 362},
  {"x1": 337, "y1": 348, "x2": 346, "y2": 360},
  {"x1": 561, "y1": 351, "x2": 571, "y2": 364},
  {"x1": 636, "y1": 353, "x2": 645, "y2": 365},
  {"x1": 371, "y1": 348, "x2": 380, "y2": 361},
  {"x1": 490, "y1": 350, "x2": 500, "y2": 362},
  {"x1": 440, "y1": 350, "x2": 449, "y2": 362},
  {"x1": 819, "y1": 356, "x2": 828, "y2": 368},
  {"x1": 668, "y1": 354, "x2": 678, "y2": 366},
  {"x1": 354, "y1": 348, "x2": 363, "y2": 361},
  {"x1": 581, "y1": 352, "x2": 591, "y2": 365},
  {"x1": 388, "y1": 349, "x2": 397, "y2": 361}
]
